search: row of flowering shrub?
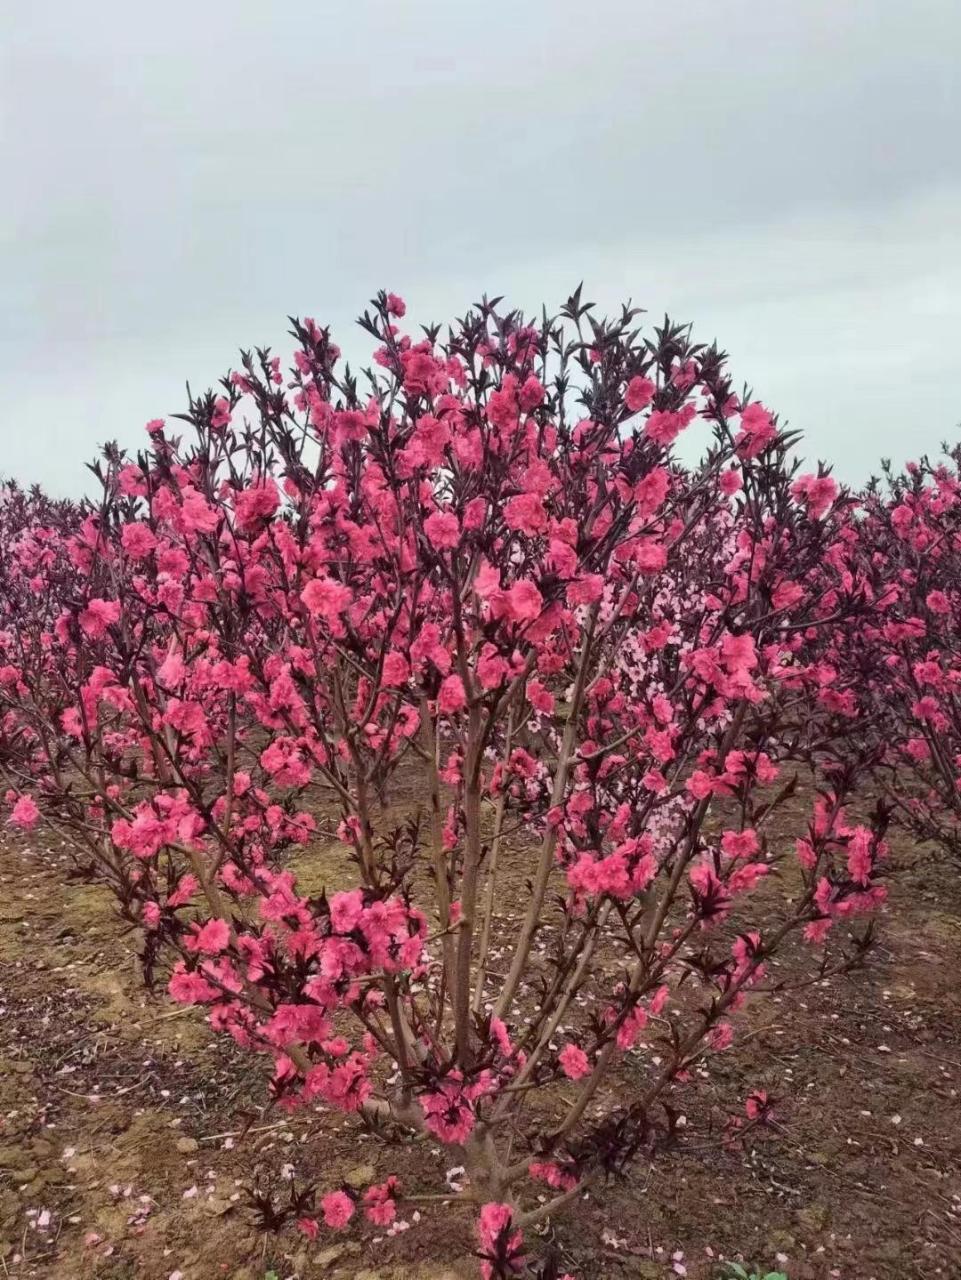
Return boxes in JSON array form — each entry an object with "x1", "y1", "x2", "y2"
[{"x1": 0, "y1": 290, "x2": 950, "y2": 1275}]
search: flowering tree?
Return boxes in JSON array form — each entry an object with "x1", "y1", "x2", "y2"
[
  {"x1": 0, "y1": 292, "x2": 889, "y2": 1275},
  {"x1": 0, "y1": 481, "x2": 82, "y2": 835},
  {"x1": 835, "y1": 447, "x2": 961, "y2": 862}
]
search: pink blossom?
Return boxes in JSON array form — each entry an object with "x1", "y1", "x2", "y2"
[
  {"x1": 301, "y1": 577, "x2": 353, "y2": 621},
  {"x1": 616, "y1": 1004, "x2": 648, "y2": 1051},
  {"x1": 625, "y1": 375, "x2": 655, "y2": 412},
  {"x1": 438, "y1": 674, "x2": 467, "y2": 714},
  {"x1": 503, "y1": 580, "x2": 543, "y2": 622},
  {"x1": 735, "y1": 402, "x2": 777, "y2": 458},
  {"x1": 168, "y1": 966, "x2": 219, "y2": 1004},
  {"x1": 745, "y1": 1088, "x2": 771, "y2": 1121},
  {"x1": 363, "y1": 1177, "x2": 400, "y2": 1226},
  {"x1": 330, "y1": 889, "x2": 364, "y2": 933},
  {"x1": 121, "y1": 522, "x2": 158, "y2": 559},
  {"x1": 234, "y1": 478, "x2": 280, "y2": 532},
  {"x1": 792, "y1": 472, "x2": 839, "y2": 518},
  {"x1": 720, "y1": 828, "x2": 759, "y2": 860},
  {"x1": 504, "y1": 492, "x2": 548, "y2": 536},
  {"x1": 567, "y1": 574, "x2": 605, "y2": 605},
  {"x1": 477, "y1": 1201, "x2": 525, "y2": 1278},
  {"x1": 420, "y1": 1079, "x2": 477, "y2": 1144},
  {"x1": 210, "y1": 397, "x2": 232, "y2": 429},
  {"x1": 709, "y1": 1022, "x2": 734, "y2": 1051},
  {"x1": 321, "y1": 1190, "x2": 355, "y2": 1229},
  {"x1": 927, "y1": 589, "x2": 951, "y2": 615},
  {"x1": 9, "y1": 794, "x2": 39, "y2": 829},
  {"x1": 558, "y1": 1043, "x2": 590, "y2": 1079},
  {"x1": 79, "y1": 597, "x2": 121, "y2": 639},
  {"x1": 528, "y1": 1161, "x2": 576, "y2": 1191},
  {"x1": 186, "y1": 918, "x2": 231, "y2": 954},
  {"x1": 526, "y1": 678, "x2": 554, "y2": 714},
  {"x1": 382, "y1": 650, "x2": 410, "y2": 685},
  {"x1": 518, "y1": 375, "x2": 545, "y2": 411},
  {"x1": 424, "y1": 510, "x2": 461, "y2": 549},
  {"x1": 633, "y1": 539, "x2": 667, "y2": 574},
  {"x1": 846, "y1": 826, "x2": 875, "y2": 886}
]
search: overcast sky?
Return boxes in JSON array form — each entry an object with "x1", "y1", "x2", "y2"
[{"x1": 2, "y1": 1, "x2": 959, "y2": 495}]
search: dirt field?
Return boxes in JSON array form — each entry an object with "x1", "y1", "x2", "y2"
[{"x1": 2, "y1": 787, "x2": 961, "y2": 1280}]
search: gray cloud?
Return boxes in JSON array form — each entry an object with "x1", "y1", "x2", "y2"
[{"x1": 2, "y1": 0, "x2": 959, "y2": 492}]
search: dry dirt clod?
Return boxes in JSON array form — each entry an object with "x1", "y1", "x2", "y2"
[
  {"x1": 202, "y1": 1194, "x2": 235, "y2": 1216},
  {"x1": 313, "y1": 1242, "x2": 347, "y2": 1268},
  {"x1": 796, "y1": 1200, "x2": 831, "y2": 1233},
  {"x1": 2, "y1": 1059, "x2": 34, "y2": 1076},
  {"x1": 344, "y1": 1161, "x2": 376, "y2": 1188}
]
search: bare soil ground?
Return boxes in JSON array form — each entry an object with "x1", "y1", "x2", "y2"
[{"x1": 2, "y1": 784, "x2": 961, "y2": 1280}]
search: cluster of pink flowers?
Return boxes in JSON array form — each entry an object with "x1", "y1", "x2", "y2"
[{"x1": 477, "y1": 1203, "x2": 527, "y2": 1279}]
